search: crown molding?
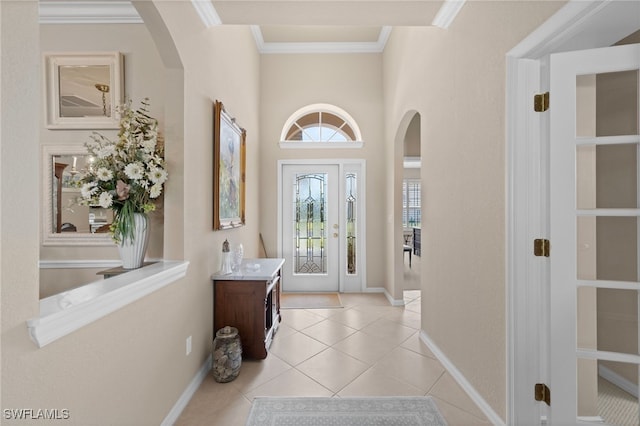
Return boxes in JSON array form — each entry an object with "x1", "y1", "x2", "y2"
[
  {"x1": 252, "y1": 25, "x2": 392, "y2": 54},
  {"x1": 39, "y1": 1, "x2": 143, "y2": 24},
  {"x1": 431, "y1": 0, "x2": 467, "y2": 29},
  {"x1": 191, "y1": 0, "x2": 222, "y2": 27}
]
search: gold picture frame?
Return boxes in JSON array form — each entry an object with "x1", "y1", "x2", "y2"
[
  {"x1": 213, "y1": 100, "x2": 246, "y2": 230},
  {"x1": 44, "y1": 51, "x2": 124, "y2": 129}
]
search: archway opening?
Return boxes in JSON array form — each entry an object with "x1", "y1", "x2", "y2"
[{"x1": 401, "y1": 113, "x2": 421, "y2": 295}]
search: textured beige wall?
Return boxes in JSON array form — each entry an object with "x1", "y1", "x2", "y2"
[
  {"x1": 259, "y1": 53, "x2": 385, "y2": 289},
  {"x1": 382, "y1": 1, "x2": 565, "y2": 419},
  {"x1": 1, "y1": 1, "x2": 260, "y2": 424},
  {"x1": 404, "y1": 114, "x2": 421, "y2": 158}
]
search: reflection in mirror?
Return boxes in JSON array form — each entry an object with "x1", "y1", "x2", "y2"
[
  {"x1": 43, "y1": 145, "x2": 114, "y2": 246},
  {"x1": 58, "y1": 65, "x2": 111, "y2": 118},
  {"x1": 51, "y1": 154, "x2": 114, "y2": 234}
]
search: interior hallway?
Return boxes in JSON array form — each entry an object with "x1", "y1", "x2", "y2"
[{"x1": 176, "y1": 292, "x2": 490, "y2": 425}]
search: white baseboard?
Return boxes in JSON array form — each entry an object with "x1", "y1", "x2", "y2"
[
  {"x1": 577, "y1": 416, "x2": 605, "y2": 423},
  {"x1": 363, "y1": 286, "x2": 405, "y2": 306},
  {"x1": 384, "y1": 289, "x2": 405, "y2": 306},
  {"x1": 362, "y1": 286, "x2": 385, "y2": 293},
  {"x1": 599, "y1": 364, "x2": 639, "y2": 398},
  {"x1": 419, "y1": 330, "x2": 505, "y2": 426},
  {"x1": 162, "y1": 354, "x2": 212, "y2": 426}
]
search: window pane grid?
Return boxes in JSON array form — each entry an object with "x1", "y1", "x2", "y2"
[
  {"x1": 403, "y1": 179, "x2": 421, "y2": 228},
  {"x1": 285, "y1": 110, "x2": 356, "y2": 143}
]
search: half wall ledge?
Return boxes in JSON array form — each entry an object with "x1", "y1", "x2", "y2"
[{"x1": 27, "y1": 260, "x2": 189, "y2": 348}]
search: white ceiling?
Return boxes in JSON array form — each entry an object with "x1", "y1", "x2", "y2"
[{"x1": 39, "y1": 0, "x2": 466, "y2": 53}]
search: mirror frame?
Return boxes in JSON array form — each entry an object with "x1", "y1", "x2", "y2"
[{"x1": 42, "y1": 144, "x2": 115, "y2": 246}]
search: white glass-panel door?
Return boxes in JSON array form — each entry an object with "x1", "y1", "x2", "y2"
[
  {"x1": 550, "y1": 43, "x2": 640, "y2": 425},
  {"x1": 282, "y1": 164, "x2": 340, "y2": 292}
]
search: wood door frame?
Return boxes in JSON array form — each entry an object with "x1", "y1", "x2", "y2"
[
  {"x1": 277, "y1": 159, "x2": 367, "y2": 293},
  {"x1": 506, "y1": 0, "x2": 640, "y2": 423}
]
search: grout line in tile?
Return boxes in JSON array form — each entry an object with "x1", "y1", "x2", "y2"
[{"x1": 424, "y1": 369, "x2": 447, "y2": 395}]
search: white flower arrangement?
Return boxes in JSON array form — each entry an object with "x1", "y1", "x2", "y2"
[{"x1": 77, "y1": 99, "x2": 167, "y2": 243}]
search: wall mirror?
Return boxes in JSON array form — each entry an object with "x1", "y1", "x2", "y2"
[{"x1": 42, "y1": 144, "x2": 115, "y2": 246}]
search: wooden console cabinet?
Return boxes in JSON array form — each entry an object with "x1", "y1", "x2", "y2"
[{"x1": 211, "y1": 258, "x2": 284, "y2": 359}]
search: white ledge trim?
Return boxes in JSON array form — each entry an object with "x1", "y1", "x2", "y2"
[
  {"x1": 27, "y1": 261, "x2": 189, "y2": 348},
  {"x1": 38, "y1": 258, "x2": 163, "y2": 269},
  {"x1": 279, "y1": 141, "x2": 364, "y2": 149}
]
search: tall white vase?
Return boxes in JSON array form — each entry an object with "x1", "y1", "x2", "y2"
[{"x1": 117, "y1": 213, "x2": 150, "y2": 269}]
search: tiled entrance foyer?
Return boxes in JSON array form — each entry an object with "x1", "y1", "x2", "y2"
[{"x1": 176, "y1": 292, "x2": 491, "y2": 425}]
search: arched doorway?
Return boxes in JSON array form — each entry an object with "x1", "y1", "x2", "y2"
[
  {"x1": 392, "y1": 110, "x2": 421, "y2": 304},
  {"x1": 401, "y1": 113, "x2": 421, "y2": 295}
]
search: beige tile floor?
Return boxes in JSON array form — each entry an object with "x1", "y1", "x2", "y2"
[{"x1": 176, "y1": 291, "x2": 491, "y2": 425}]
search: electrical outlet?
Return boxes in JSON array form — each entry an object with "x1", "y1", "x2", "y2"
[{"x1": 186, "y1": 336, "x2": 192, "y2": 356}]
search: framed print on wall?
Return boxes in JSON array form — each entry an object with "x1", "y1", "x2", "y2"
[
  {"x1": 44, "y1": 52, "x2": 124, "y2": 129},
  {"x1": 213, "y1": 100, "x2": 246, "y2": 230}
]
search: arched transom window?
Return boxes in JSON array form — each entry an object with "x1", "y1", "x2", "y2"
[{"x1": 280, "y1": 104, "x2": 363, "y2": 149}]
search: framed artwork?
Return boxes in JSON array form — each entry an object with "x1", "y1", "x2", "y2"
[
  {"x1": 44, "y1": 52, "x2": 124, "y2": 129},
  {"x1": 213, "y1": 100, "x2": 246, "y2": 230}
]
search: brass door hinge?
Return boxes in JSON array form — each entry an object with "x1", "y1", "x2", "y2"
[
  {"x1": 534, "y1": 92, "x2": 549, "y2": 112},
  {"x1": 534, "y1": 239, "x2": 550, "y2": 257},
  {"x1": 535, "y1": 383, "x2": 551, "y2": 406}
]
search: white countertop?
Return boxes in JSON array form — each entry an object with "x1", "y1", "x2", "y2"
[{"x1": 211, "y1": 258, "x2": 285, "y2": 281}]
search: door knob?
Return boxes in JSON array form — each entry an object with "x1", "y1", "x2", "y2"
[{"x1": 333, "y1": 232, "x2": 339, "y2": 238}]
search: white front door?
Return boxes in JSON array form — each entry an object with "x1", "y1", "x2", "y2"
[
  {"x1": 281, "y1": 164, "x2": 340, "y2": 292},
  {"x1": 549, "y1": 43, "x2": 640, "y2": 424}
]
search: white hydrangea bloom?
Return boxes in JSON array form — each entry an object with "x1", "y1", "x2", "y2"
[
  {"x1": 149, "y1": 167, "x2": 168, "y2": 185},
  {"x1": 96, "y1": 167, "x2": 113, "y2": 181},
  {"x1": 124, "y1": 162, "x2": 144, "y2": 180},
  {"x1": 80, "y1": 182, "x2": 98, "y2": 199},
  {"x1": 149, "y1": 184, "x2": 162, "y2": 199},
  {"x1": 99, "y1": 191, "x2": 113, "y2": 208}
]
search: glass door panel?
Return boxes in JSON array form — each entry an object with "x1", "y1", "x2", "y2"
[
  {"x1": 578, "y1": 359, "x2": 639, "y2": 425},
  {"x1": 577, "y1": 287, "x2": 639, "y2": 356},
  {"x1": 345, "y1": 172, "x2": 357, "y2": 275},
  {"x1": 576, "y1": 70, "x2": 638, "y2": 138},
  {"x1": 577, "y1": 216, "x2": 638, "y2": 283},
  {"x1": 294, "y1": 173, "x2": 328, "y2": 275}
]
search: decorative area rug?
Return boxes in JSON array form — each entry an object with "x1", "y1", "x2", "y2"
[
  {"x1": 245, "y1": 396, "x2": 448, "y2": 426},
  {"x1": 280, "y1": 292, "x2": 343, "y2": 309}
]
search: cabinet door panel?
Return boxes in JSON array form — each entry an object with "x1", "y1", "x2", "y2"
[{"x1": 214, "y1": 280, "x2": 267, "y2": 359}]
